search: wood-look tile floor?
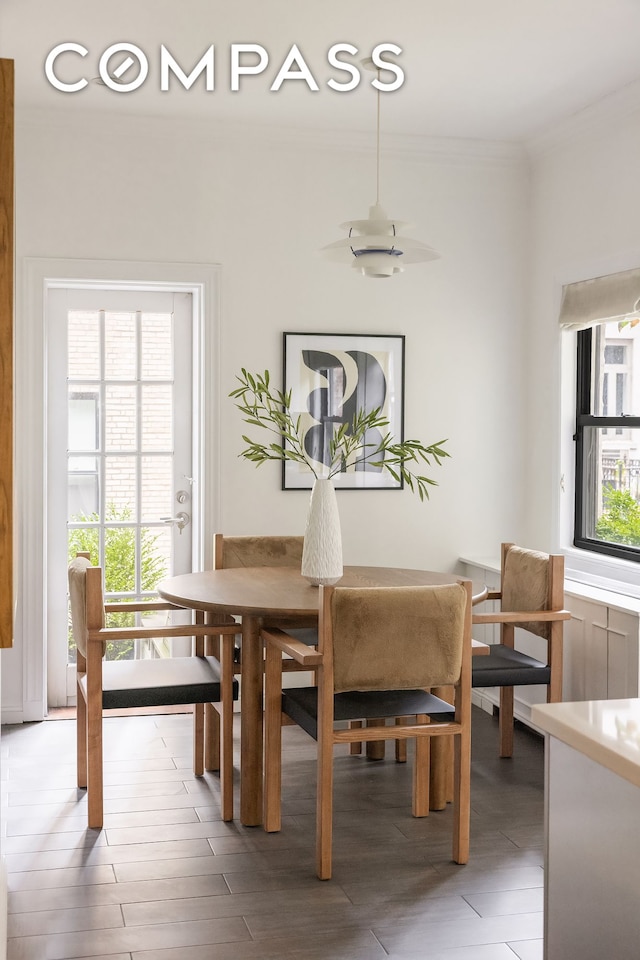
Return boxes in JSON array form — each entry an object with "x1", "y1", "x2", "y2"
[{"x1": 1, "y1": 707, "x2": 545, "y2": 960}]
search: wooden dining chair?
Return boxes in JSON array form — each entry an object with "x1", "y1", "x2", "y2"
[
  {"x1": 263, "y1": 579, "x2": 472, "y2": 880},
  {"x1": 380, "y1": 586, "x2": 491, "y2": 769},
  {"x1": 203, "y1": 534, "x2": 317, "y2": 770},
  {"x1": 212, "y1": 533, "x2": 317, "y2": 663},
  {"x1": 68, "y1": 554, "x2": 239, "y2": 828},
  {"x1": 471, "y1": 542, "x2": 571, "y2": 757}
]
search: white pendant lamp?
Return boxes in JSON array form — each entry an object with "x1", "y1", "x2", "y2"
[{"x1": 322, "y1": 62, "x2": 440, "y2": 278}]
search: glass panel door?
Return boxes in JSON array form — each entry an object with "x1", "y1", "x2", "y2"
[{"x1": 47, "y1": 288, "x2": 195, "y2": 703}]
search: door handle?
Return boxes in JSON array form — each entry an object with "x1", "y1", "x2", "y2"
[{"x1": 160, "y1": 512, "x2": 190, "y2": 532}]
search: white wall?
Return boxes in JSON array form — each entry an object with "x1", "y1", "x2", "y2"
[
  {"x1": 4, "y1": 106, "x2": 529, "y2": 718},
  {"x1": 527, "y1": 107, "x2": 640, "y2": 557},
  {"x1": 0, "y1": 652, "x2": 6, "y2": 960}
]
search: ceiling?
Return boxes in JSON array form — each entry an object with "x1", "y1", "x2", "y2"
[{"x1": 3, "y1": 0, "x2": 640, "y2": 144}]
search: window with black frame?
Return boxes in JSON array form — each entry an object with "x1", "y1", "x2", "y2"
[{"x1": 575, "y1": 320, "x2": 640, "y2": 560}]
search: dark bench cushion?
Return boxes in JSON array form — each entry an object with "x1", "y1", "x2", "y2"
[
  {"x1": 282, "y1": 686, "x2": 455, "y2": 741},
  {"x1": 79, "y1": 655, "x2": 239, "y2": 710},
  {"x1": 472, "y1": 644, "x2": 551, "y2": 688}
]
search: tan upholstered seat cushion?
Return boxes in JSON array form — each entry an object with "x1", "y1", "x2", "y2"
[{"x1": 331, "y1": 583, "x2": 467, "y2": 693}]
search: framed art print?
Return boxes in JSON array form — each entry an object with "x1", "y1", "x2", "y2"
[{"x1": 282, "y1": 332, "x2": 405, "y2": 490}]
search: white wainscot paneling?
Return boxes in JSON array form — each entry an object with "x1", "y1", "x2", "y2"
[{"x1": 565, "y1": 593, "x2": 640, "y2": 702}]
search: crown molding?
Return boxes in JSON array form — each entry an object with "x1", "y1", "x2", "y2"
[
  {"x1": 16, "y1": 103, "x2": 526, "y2": 166},
  {"x1": 527, "y1": 76, "x2": 640, "y2": 158}
]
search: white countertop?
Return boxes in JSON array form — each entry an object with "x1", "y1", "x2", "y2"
[{"x1": 532, "y1": 699, "x2": 640, "y2": 790}]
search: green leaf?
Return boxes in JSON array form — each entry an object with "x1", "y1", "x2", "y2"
[{"x1": 230, "y1": 367, "x2": 451, "y2": 497}]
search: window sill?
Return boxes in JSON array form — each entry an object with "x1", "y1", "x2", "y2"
[
  {"x1": 563, "y1": 545, "x2": 640, "y2": 604},
  {"x1": 563, "y1": 576, "x2": 640, "y2": 615},
  {"x1": 458, "y1": 555, "x2": 500, "y2": 576}
]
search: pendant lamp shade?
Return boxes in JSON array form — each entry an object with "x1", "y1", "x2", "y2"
[
  {"x1": 322, "y1": 65, "x2": 440, "y2": 278},
  {"x1": 323, "y1": 202, "x2": 440, "y2": 278}
]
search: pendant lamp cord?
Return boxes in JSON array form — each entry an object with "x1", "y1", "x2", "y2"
[{"x1": 375, "y1": 73, "x2": 381, "y2": 205}]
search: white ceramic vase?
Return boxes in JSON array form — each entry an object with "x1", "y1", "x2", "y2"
[{"x1": 301, "y1": 477, "x2": 343, "y2": 586}]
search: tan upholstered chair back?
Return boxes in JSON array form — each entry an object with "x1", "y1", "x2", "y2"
[
  {"x1": 330, "y1": 583, "x2": 468, "y2": 694},
  {"x1": 68, "y1": 555, "x2": 106, "y2": 658},
  {"x1": 501, "y1": 545, "x2": 553, "y2": 639},
  {"x1": 216, "y1": 535, "x2": 304, "y2": 569}
]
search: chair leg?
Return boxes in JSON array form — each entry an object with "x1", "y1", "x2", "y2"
[
  {"x1": 76, "y1": 668, "x2": 87, "y2": 789},
  {"x1": 499, "y1": 686, "x2": 514, "y2": 758},
  {"x1": 452, "y1": 731, "x2": 471, "y2": 864},
  {"x1": 85, "y1": 641, "x2": 104, "y2": 830},
  {"x1": 412, "y1": 736, "x2": 430, "y2": 817},
  {"x1": 86, "y1": 695, "x2": 103, "y2": 830},
  {"x1": 316, "y1": 725, "x2": 334, "y2": 881},
  {"x1": 203, "y1": 613, "x2": 227, "y2": 773},
  {"x1": 348, "y1": 720, "x2": 362, "y2": 755},
  {"x1": 395, "y1": 716, "x2": 409, "y2": 763},
  {"x1": 219, "y1": 636, "x2": 234, "y2": 823},
  {"x1": 192, "y1": 610, "x2": 208, "y2": 778},
  {"x1": 205, "y1": 702, "x2": 220, "y2": 772},
  {"x1": 193, "y1": 703, "x2": 205, "y2": 776},
  {"x1": 430, "y1": 688, "x2": 455, "y2": 804},
  {"x1": 366, "y1": 718, "x2": 385, "y2": 760},
  {"x1": 548, "y1": 644, "x2": 562, "y2": 703},
  {"x1": 429, "y1": 739, "x2": 450, "y2": 809},
  {"x1": 263, "y1": 643, "x2": 283, "y2": 833},
  {"x1": 213, "y1": 705, "x2": 233, "y2": 822},
  {"x1": 445, "y1": 736, "x2": 454, "y2": 803}
]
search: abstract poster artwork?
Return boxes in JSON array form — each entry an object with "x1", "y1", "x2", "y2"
[{"x1": 282, "y1": 332, "x2": 405, "y2": 490}]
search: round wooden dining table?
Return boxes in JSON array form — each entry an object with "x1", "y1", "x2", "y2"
[{"x1": 158, "y1": 564, "x2": 478, "y2": 826}]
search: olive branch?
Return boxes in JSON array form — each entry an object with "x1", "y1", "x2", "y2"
[{"x1": 230, "y1": 369, "x2": 450, "y2": 501}]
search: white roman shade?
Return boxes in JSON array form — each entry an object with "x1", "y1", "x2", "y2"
[{"x1": 559, "y1": 266, "x2": 640, "y2": 331}]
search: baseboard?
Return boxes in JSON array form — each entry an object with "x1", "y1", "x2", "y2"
[
  {"x1": 471, "y1": 688, "x2": 546, "y2": 737},
  {"x1": 0, "y1": 705, "x2": 24, "y2": 725},
  {"x1": 1, "y1": 699, "x2": 45, "y2": 725},
  {"x1": 471, "y1": 690, "x2": 497, "y2": 715},
  {"x1": 0, "y1": 858, "x2": 7, "y2": 960}
]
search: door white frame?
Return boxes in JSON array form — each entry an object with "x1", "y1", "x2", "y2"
[{"x1": 5, "y1": 258, "x2": 221, "y2": 723}]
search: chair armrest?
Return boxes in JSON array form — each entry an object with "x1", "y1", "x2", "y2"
[
  {"x1": 104, "y1": 601, "x2": 186, "y2": 613},
  {"x1": 261, "y1": 627, "x2": 323, "y2": 666},
  {"x1": 471, "y1": 590, "x2": 501, "y2": 607},
  {"x1": 472, "y1": 639, "x2": 490, "y2": 655},
  {"x1": 471, "y1": 586, "x2": 489, "y2": 605},
  {"x1": 88, "y1": 623, "x2": 240, "y2": 643},
  {"x1": 472, "y1": 608, "x2": 571, "y2": 625}
]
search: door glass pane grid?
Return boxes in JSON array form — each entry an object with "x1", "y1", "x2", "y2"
[
  {"x1": 104, "y1": 456, "x2": 137, "y2": 518},
  {"x1": 68, "y1": 310, "x2": 100, "y2": 379},
  {"x1": 105, "y1": 384, "x2": 137, "y2": 450},
  {"x1": 68, "y1": 380, "x2": 100, "y2": 520},
  {"x1": 141, "y1": 312, "x2": 173, "y2": 379},
  {"x1": 105, "y1": 311, "x2": 136, "y2": 380},
  {"x1": 141, "y1": 384, "x2": 173, "y2": 450},
  {"x1": 67, "y1": 307, "x2": 175, "y2": 661}
]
